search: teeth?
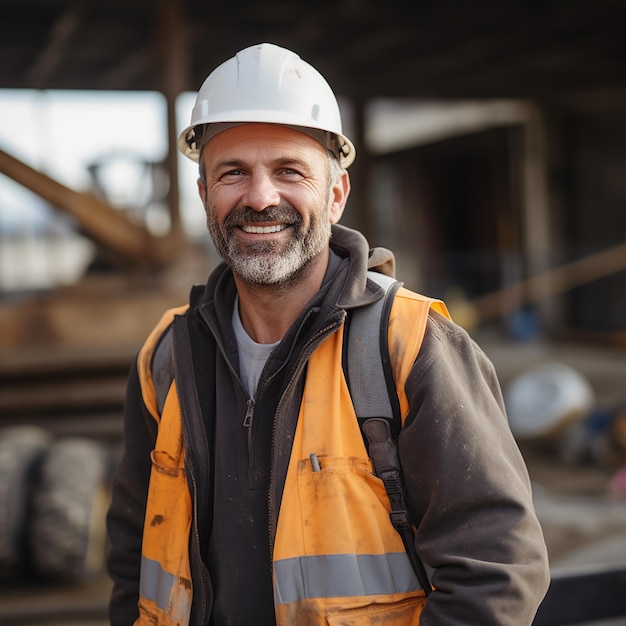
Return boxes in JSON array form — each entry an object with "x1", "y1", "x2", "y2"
[{"x1": 241, "y1": 224, "x2": 287, "y2": 234}]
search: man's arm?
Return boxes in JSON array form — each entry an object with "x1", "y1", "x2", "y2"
[
  {"x1": 400, "y1": 312, "x2": 550, "y2": 625},
  {"x1": 106, "y1": 358, "x2": 157, "y2": 626}
]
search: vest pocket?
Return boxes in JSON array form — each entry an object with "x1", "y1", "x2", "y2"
[
  {"x1": 325, "y1": 594, "x2": 426, "y2": 625},
  {"x1": 151, "y1": 449, "x2": 186, "y2": 476},
  {"x1": 273, "y1": 454, "x2": 423, "y2": 613},
  {"x1": 297, "y1": 455, "x2": 402, "y2": 557},
  {"x1": 147, "y1": 450, "x2": 188, "y2": 528}
]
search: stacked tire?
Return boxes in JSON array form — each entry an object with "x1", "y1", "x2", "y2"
[{"x1": 0, "y1": 426, "x2": 112, "y2": 584}]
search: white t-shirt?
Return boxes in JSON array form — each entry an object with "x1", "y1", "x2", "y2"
[{"x1": 232, "y1": 296, "x2": 279, "y2": 398}]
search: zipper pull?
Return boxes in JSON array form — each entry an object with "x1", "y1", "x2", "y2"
[{"x1": 243, "y1": 398, "x2": 255, "y2": 428}]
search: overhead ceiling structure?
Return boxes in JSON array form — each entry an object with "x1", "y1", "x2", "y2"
[
  {"x1": 1, "y1": 0, "x2": 626, "y2": 276},
  {"x1": 1, "y1": 0, "x2": 626, "y2": 107}
]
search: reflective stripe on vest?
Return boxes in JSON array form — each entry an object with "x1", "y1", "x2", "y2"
[
  {"x1": 274, "y1": 552, "x2": 420, "y2": 604},
  {"x1": 140, "y1": 555, "x2": 178, "y2": 611},
  {"x1": 136, "y1": 554, "x2": 192, "y2": 624}
]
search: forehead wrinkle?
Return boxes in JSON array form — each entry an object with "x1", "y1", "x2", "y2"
[{"x1": 204, "y1": 124, "x2": 328, "y2": 171}]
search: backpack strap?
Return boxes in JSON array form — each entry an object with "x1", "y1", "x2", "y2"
[
  {"x1": 361, "y1": 417, "x2": 432, "y2": 595},
  {"x1": 346, "y1": 271, "x2": 402, "y2": 437},
  {"x1": 152, "y1": 327, "x2": 174, "y2": 416},
  {"x1": 137, "y1": 305, "x2": 187, "y2": 423},
  {"x1": 346, "y1": 270, "x2": 432, "y2": 596}
]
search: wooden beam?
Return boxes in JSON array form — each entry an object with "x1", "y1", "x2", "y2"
[
  {"x1": 472, "y1": 240, "x2": 626, "y2": 322},
  {"x1": 0, "y1": 148, "x2": 173, "y2": 268}
]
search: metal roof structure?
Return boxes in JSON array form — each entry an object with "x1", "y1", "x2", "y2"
[{"x1": 1, "y1": 0, "x2": 625, "y2": 107}]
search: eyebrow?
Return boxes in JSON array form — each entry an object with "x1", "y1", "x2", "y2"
[
  {"x1": 210, "y1": 158, "x2": 244, "y2": 174},
  {"x1": 211, "y1": 156, "x2": 312, "y2": 175}
]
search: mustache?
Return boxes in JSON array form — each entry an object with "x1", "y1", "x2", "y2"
[{"x1": 224, "y1": 205, "x2": 301, "y2": 228}]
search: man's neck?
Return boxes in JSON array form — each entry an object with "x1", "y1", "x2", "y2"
[{"x1": 234, "y1": 251, "x2": 329, "y2": 344}]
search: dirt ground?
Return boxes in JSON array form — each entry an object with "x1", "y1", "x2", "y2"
[{"x1": 523, "y1": 446, "x2": 626, "y2": 571}]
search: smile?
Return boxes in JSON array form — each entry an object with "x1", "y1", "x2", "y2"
[{"x1": 241, "y1": 224, "x2": 289, "y2": 234}]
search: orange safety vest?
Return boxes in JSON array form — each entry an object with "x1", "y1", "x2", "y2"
[{"x1": 133, "y1": 288, "x2": 449, "y2": 625}]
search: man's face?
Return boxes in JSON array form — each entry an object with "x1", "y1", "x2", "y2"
[{"x1": 197, "y1": 124, "x2": 347, "y2": 287}]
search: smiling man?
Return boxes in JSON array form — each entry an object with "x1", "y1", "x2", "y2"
[{"x1": 106, "y1": 43, "x2": 550, "y2": 626}]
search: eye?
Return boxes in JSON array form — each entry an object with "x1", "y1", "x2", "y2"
[
  {"x1": 220, "y1": 168, "x2": 245, "y2": 180},
  {"x1": 280, "y1": 167, "x2": 304, "y2": 179}
]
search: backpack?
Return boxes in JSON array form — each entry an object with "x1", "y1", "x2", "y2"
[{"x1": 151, "y1": 270, "x2": 431, "y2": 594}]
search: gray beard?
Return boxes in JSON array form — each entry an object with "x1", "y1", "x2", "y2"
[{"x1": 208, "y1": 204, "x2": 331, "y2": 287}]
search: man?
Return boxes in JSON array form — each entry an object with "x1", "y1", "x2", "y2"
[{"x1": 106, "y1": 42, "x2": 550, "y2": 625}]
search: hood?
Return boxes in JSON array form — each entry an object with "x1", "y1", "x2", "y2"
[{"x1": 329, "y1": 224, "x2": 398, "y2": 310}]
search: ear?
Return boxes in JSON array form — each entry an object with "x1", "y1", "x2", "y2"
[{"x1": 328, "y1": 170, "x2": 350, "y2": 224}]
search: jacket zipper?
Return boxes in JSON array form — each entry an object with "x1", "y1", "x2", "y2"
[
  {"x1": 243, "y1": 398, "x2": 255, "y2": 456},
  {"x1": 266, "y1": 317, "x2": 344, "y2": 562},
  {"x1": 198, "y1": 301, "x2": 345, "y2": 575}
]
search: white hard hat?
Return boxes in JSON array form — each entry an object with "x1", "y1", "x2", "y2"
[
  {"x1": 504, "y1": 362, "x2": 595, "y2": 440},
  {"x1": 177, "y1": 43, "x2": 356, "y2": 168}
]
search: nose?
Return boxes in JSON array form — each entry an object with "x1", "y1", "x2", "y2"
[{"x1": 243, "y1": 172, "x2": 281, "y2": 212}]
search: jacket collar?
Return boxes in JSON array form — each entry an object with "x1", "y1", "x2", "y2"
[{"x1": 327, "y1": 224, "x2": 397, "y2": 310}]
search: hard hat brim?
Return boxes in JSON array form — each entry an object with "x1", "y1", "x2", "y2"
[{"x1": 178, "y1": 119, "x2": 356, "y2": 168}]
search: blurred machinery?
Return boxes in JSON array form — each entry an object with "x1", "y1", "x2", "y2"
[{"x1": 0, "y1": 425, "x2": 112, "y2": 585}]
